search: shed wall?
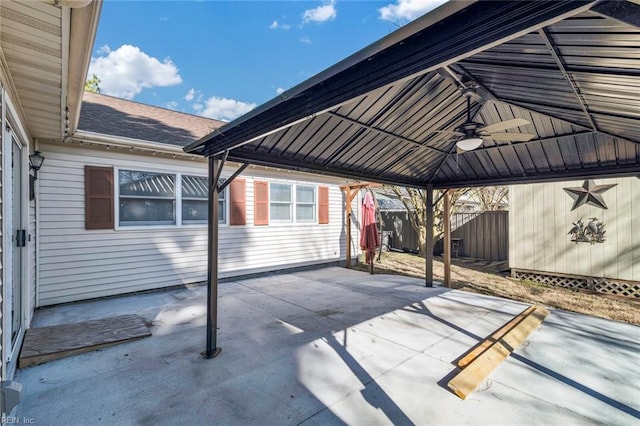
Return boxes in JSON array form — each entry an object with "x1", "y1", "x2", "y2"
[
  {"x1": 38, "y1": 143, "x2": 355, "y2": 306},
  {"x1": 509, "y1": 177, "x2": 640, "y2": 281}
]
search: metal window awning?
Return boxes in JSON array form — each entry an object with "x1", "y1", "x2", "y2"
[{"x1": 185, "y1": 0, "x2": 640, "y2": 189}]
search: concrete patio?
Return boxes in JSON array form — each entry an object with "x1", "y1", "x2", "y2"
[{"x1": 15, "y1": 267, "x2": 640, "y2": 425}]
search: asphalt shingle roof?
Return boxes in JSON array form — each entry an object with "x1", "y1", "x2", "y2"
[{"x1": 78, "y1": 92, "x2": 224, "y2": 147}]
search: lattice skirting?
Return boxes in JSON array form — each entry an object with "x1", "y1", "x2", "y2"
[{"x1": 512, "y1": 270, "x2": 640, "y2": 299}]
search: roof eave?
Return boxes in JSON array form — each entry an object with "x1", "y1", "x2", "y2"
[{"x1": 66, "y1": 0, "x2": 103, "y2": 137}]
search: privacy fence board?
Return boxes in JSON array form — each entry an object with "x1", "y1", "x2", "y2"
[
  {"x1": 449, "y1": 212, "x2": 508, "y2": 261},
  {"x1": 382, "y1": 210, "x2": 508, "y2": 261}
]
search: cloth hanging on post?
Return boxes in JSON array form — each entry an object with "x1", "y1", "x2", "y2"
[{"x1": 360, "y1": 191, "x2": 380, "y2": 268}]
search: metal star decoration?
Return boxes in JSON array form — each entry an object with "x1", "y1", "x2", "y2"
[{"x1": 563, "y1": 180, "x2": 617, "y2": 211}]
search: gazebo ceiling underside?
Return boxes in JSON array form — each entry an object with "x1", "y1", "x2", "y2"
[{"x1": 189, "y1": 1, "x2": 640, "y2": 189}]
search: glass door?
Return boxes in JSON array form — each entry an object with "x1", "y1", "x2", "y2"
[
  {"x1": 3, "y1": 127, "x2": 25, "y2": 370},
  {"x1": 10, "y1": 135, "x2": 23, "y2": 347}
]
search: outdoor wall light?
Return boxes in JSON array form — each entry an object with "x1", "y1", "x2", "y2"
[{"x1": 29, "y1": 151, "x2": 45, "y2": 201}]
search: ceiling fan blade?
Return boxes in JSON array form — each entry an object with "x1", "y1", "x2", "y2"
[
  {"x1": 480, "y1": 118, "x2": 530, "y2": 134},
  {"x1": 488, "y1": 132, "x2": 537, "y2": 142}
]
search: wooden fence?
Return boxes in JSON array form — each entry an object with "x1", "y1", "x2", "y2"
[{"x1": 381, "y1": 210, "x2": 509, "y2": 261}]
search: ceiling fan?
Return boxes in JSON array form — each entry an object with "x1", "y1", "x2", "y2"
[{"x1": 445, "y1": 86, "x2": 537, "y2": 153}]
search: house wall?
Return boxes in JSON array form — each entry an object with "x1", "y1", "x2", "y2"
[
  {"x1": 509, "y1": 177, "x2": 640, "y2": 281},
  {"x1": 37, "y1": 143, "x2": 357, "y2": 306},
  {"x1": 0, "y1": 83, "x2": 37, "y2": 380}
]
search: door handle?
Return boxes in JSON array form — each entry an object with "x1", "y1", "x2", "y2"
[{"x1": 15, "y1": 229, "x2": 26, "y2": 247}]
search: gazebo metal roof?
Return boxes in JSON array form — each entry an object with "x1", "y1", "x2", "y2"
[{"x1": 185, "y1": 0, "x2": 640, "y2": 189}]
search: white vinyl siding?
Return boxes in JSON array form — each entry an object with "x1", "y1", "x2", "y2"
[
  {"x1": 509, "y1": 177, "x2": 640, "y2": 281},
  {"x1": 37, "y1": 143, "x2": 354, "y2": 306}
]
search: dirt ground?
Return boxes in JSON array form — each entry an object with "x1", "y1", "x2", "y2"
[{"x1": 354, "y1": 251, "x2": 640, "y2": 326}]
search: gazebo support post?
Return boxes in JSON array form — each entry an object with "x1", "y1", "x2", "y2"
[
  {"x1": 425, "y1": 185, "x2": 434, "y2": 287},
  {"x1": 341, "y1": 184, "x2": 368, "y2": 268},
  {"x1": 203, "y1": 155, "x2": 222, "y2": 359},
  {"x1": 443, "y1": 189, "x2": 452, "y2": 288},
  {"x1": 345, "y1": 186, "x2": 352, "y2": 268}
]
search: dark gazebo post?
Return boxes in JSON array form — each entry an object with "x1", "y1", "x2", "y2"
[
  {"x1": 443, "y1": 189, "x2": 452, "y2": 288},
  {"x1": 425, "y1": 184, "x2": 434, "y2": 287},
  {"x1": 204, "y1": 155, "x2": 222, "y2": 359}
]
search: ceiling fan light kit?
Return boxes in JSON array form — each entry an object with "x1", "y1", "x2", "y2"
[{"x1": 456, "y1": 137, "x2": 483, "y2": 152}]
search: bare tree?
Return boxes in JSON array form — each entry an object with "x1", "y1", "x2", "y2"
[
  {"x1": 384, "y1": 186, "x2": 470, "y2": 256},
  {"x1": 467, "y1": 186, "x2": 508, "y2": 211}
]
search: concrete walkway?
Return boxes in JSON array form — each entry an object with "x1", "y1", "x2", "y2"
[{"x1": 15, "y1": 267, "x2": 640, "y2": 425}]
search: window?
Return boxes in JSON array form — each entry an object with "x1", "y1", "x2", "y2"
[
  {"x1": 119, "y1": 170, "x2": 175, "y2": 226},
  {"x1": 117, "y1": 170, "x2": 228, "y2": 227},
  {"x1": 270, "y1": 183, "x2": 292, "y2": 222},
  {"x1": 182, "y1": 175, "x2": 226, "y2": 224},
  {"x1": 296, "y1": 185, "x2": 316, "y2": 222},
  {"x1": 263, "y1": 182, "x2": 321, "y2": 225}
]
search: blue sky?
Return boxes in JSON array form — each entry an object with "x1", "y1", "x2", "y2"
[{"x1": 89, "y1": 0, "x2": 446, "y2": 122}]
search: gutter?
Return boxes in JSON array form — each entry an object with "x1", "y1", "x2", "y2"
[{"x1": 72, "y1": 130, "x2": 203, "y2": 158}]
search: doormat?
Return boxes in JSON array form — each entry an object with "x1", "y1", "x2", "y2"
[{"x1": 19, "y1": 314, "x2": 151, "y2": 368}]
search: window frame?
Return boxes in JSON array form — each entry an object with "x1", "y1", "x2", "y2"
[
  {"x1": 181, "y1": 175, "x2": 228, "y2": 226},
  {"x1": 295, "y1": 184, "x2": 316, "y2": 223},
  {"x1": 114, "y1": 168, "x2": 228, "y2": 230},
  {"x1": 269, "y1": 182, "x2": 293, "y2": 223}
]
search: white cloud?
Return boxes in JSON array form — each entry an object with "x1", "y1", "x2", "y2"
[
  {"x1": 88, "y1": 44, "x2": 182, "y2": 100},
  {"x1": 379, "y1": 0, "x2": 446, "y2": 23},
  {"x1": 199, "y1": 96, "x2": 257, "y2": 122},
  {"x1": 185, "y1": 88, "x2": 196, "y2": 102},
  {"x1": 299, "y1": 36, "x2": 312, "y2": 44},
  {"x1": 302, "y1": 0, "x2": 337, "y2": 24},
  {"x1": 97, "y1": 44, "x2": 111, "y2": 55},
  {"x1": 165, "y1": 101, "x2": 178, "y2": 110},
  {"x1": 276, "y1": 87, "x2": 285, "y2": 95},
  {"x1": 270, "y1": 20, "x2": 291, "y2": 30}
]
